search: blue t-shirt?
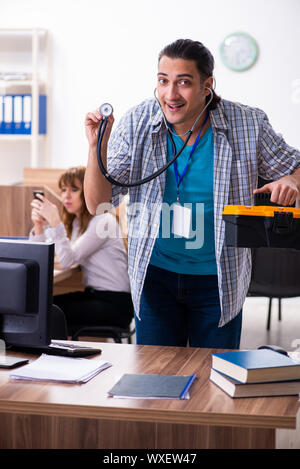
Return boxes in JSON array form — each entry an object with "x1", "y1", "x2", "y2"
[{"x1": 150, "y1": 125, "x2": 217, "y2": 275}]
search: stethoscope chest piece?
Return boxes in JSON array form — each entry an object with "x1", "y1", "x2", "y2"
[{"x1": 99, "y1": 103, "x2": 114, "y2": 118}]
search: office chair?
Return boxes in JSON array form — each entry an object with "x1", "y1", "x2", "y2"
[
  {"x1": 71, "y1": 323, "x2": 135, "y2": 343},
  {"x1": 246, "y1": 176, "x2": 300, "y2": 329},
  {"x1": 51, "y1": 304, "x2": 68, "y2": 340},
  {"x1": 247, "y1": 247, "x2": 300, "y2": 330},
  {"x1": 69, "y1": 303, "x2": 135, "y2": 344}
]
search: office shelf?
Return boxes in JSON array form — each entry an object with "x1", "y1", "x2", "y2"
[
  {"x1": 0, "y1": 134, "x2": 44, "y2": 141},
  {"x1": 0, "y1": 80, "x2": 33, "y2": 88},
  {"x1": 0, "y1": 28, "x2": 50, "y2": 168}
]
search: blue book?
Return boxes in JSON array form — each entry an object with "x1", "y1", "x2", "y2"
[
  {"x1": 107, "y1": 373, "x2": 197, "y2": 399},
  {"x1": 211, "y1": 349, "x2": 300, "y2": 383},
  {"x1": 210, "y1": 368, "x2": 300, "y2": 398}
]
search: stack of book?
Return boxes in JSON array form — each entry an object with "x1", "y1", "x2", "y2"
[{"x1": 210, "y1": 349, "x2": 300, "y2": 398}]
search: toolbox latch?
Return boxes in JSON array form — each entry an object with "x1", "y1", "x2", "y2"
[{"x1": 272, "y1": 211, "x2": 294, "y2": 234}]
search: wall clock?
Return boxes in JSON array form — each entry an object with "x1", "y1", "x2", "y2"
[{"x1": 220, "y1": 32, "x2": 259, "y2": 71}]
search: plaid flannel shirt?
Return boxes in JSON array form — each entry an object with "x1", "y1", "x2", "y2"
[{"x1": 107, "y1": 98, "x2": 300, "y2": 326}]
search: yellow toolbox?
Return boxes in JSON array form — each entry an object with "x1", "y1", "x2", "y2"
[{"x1": 222, "y1": 205, "x2": 300, "y2": 249}]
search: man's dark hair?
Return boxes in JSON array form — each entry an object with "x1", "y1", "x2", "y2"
[{"x1": 158, "y1": 39, "x2": 221, "y2": 110}]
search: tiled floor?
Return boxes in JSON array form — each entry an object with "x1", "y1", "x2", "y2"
[{"x1": 240, "y1": 296, "x2": 300, "y2": 351}]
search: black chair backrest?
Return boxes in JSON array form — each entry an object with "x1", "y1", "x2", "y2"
[{"x1": 249, "y1": 247, "x2": 300, "y2": 298}]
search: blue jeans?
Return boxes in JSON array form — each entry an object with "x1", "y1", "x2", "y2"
[{"x1": 135, "y1": 264, "x2": 242, "y2": 348}]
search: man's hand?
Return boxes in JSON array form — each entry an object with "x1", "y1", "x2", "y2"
[
  {"x1": 253, "y1": 171, "x2": 300, "y2": 206},
  {"x1": 84, "y1": 108, "x2": 114, "y2": 214},
  {"x1": 85, "y1": 109, "x2": 114, "y2": 149}
]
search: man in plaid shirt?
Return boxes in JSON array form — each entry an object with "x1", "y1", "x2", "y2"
[{"x1": 84, "y1": 39, "x2": 300, "y2": 348}]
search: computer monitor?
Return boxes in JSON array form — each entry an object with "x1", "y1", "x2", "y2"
[{"x1": 0, "y1": 238, "x2": 54, "y2": 349}]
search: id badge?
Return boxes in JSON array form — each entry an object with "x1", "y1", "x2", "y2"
[{"x1": 172, "y1": 203, "x2": 192, "y2": 238}]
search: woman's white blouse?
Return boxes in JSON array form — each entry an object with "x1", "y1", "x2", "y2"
[{"x1": 29, "y1": 213, "x2": 130, "y2": 293}]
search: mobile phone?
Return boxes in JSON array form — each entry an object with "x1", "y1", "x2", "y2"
[{"x1": 33, "y1": 190, "x2": 44, "y2": 199}]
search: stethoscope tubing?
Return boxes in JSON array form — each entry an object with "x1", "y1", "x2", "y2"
[
  {"x1": 96, "y1": 89, "x2": 213, "y2": 188},
  {"x1": 96, "y1": 118, "x2": 192, "y2": 188}
]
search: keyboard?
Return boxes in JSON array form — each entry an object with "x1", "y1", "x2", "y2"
[
  {"x1": 46, "y1": 342, "x2": 102, "y2": 357},
  {"x1": 12, "y1": 342, "x2": 102, "y2": 357}
]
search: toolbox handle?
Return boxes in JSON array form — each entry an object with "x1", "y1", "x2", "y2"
[
  {"x1": 268, "y1": 211, "x2": 294, "y2": 235},
  {"x1": 254, "y1": 192, "x2": 278, "y2": 207}
]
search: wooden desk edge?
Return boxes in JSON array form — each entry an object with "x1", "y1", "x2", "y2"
[
  {"x1": 0, "y1": 400, "x2": 297, "y2": 430},
  {"x1": 53, "y1": 265, "x2": 80, "y2": 284}
]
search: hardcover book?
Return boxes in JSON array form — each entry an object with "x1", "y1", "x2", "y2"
[
  {"x1": 211, "y1": 349, "x2": 300, "y2": 383},
  {"x1": 210, "y1": 368, "x2": 300, "y2": 398}
]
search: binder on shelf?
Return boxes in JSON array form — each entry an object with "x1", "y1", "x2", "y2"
[
  {"x1": 38, "y1": 94, "x2": 47, "y2": 134},
  {"x1": 13, "y1": 95, "x2": 23, "y2": 134},
  {"x1": 0, "y1": 95, "x2": 4, "y2": 134},
  {"x1": 22, "y1": 94, "x2": 47, "y2": 135},
  {"x1": 1, "y1": 94, "x2": 47, "y2": 135},
  {"x1": 23, "y1": 94, "x2": 31, "y2": 134},
  {"x1": 3, "y1": 95, "x2": 14, "y2": 134}
]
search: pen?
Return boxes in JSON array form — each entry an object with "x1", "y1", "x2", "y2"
[{"x1": 179, "y1": 373, "x2": 197, "y2": 399}]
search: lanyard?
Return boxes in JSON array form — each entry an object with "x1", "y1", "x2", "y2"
[{"x1": 173, "y1": 112, "x2": 209, "y2": 202}]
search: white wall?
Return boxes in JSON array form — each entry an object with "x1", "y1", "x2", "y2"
[{"x1": 0, "y1": 0, "x2": 300, "y2": 180}]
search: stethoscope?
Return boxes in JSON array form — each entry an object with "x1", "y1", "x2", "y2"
[{"x1": 96, "y1": 88, "x2": 214, "y2": 188}]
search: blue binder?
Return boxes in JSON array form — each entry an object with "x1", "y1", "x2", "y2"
[
  {"x1": 3, "y1": 95, "x2": 14, "y2": 134},
  {"x1": 22, "y1": 94, "x2": 31, "y2": 134},
  {"x1": 0, "y1": 95, "x2": 4, "y2": 134},
  {"x1": 38, "y1": 94, "x2": 47, "y2": 134},
  {"x1": 22, "y1": 94, "x2": 47, "y2": 135},
  {"x1": 13, "y1": 95, "x2": 23, "y2": 134}
]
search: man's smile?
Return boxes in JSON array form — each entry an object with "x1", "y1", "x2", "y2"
[{"x1": 166, "y1": 102, "x2": 185, "y2": 112}]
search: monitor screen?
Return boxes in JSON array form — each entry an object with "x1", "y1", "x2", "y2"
[{"x1": 0, "y1": 239, "x2": 54, "y2": 349}]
